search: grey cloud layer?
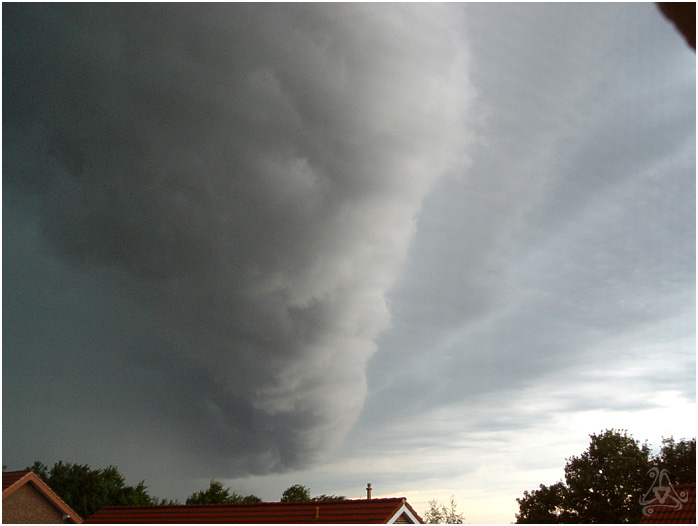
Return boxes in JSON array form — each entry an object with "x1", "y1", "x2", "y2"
[
  {"x1": 362, "y1": 3, "x2": 695, "y2": 429},
  {"x1": 4, "y1": 3, "x2": 472, "y2": 476},
  {"x1": 5, "y1": 5, "x2": 694, "y2": 511}
]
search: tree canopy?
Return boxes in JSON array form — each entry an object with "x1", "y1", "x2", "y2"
[
  {"x1": 279, "y1": 484, "x2": 345, "y2": 502},
  {"x1": 185, "y1": 480, "x2": 261, "y2": 505},
  {"x1": 515, "y1": 430, "x2": 696, "y2": 523},
  {"x1": 281, "y1": 484, "x2": 311, "y2": 502},
  {"x1": 28, "y1": 461, "x2": 154, "y2": 519},
  {"x1": 654, "y1": 436, "x2": 696, "y2": 484},
  {"x1": 424, "y1": 495, "x2": 464, "y2": 524},
  {"x1": 23, "y1": 462, "x2": 354, "y2": 517},
  {"x1": 311, "y1": 494, "x2": 347, "y2": 501}
]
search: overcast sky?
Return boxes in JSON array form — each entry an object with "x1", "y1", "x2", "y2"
[{"x1": 3, "y1": 3, "x2": 695, "y2": 523}]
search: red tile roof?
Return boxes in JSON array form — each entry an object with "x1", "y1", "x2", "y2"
[
  {"x1": 2, "y1": 469, "x2": 31, "y2": 491},
  {"x1": 640, "y1": 483, "x2": 696, "y2": 524},
  {"x1": 3, "y1": 469, "x2": 84, "y2": 523},
  {"x1": 86, "y1": 497, "x2": 424, "y2": 523}
]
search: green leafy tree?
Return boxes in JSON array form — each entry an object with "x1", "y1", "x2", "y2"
[
  {"x1": 516, "y1": 482, "x2": 574, "y2": 524},
  {"x1": 654, "y1": 437, "x2": 696, "y2": 484},
  {"x1": 515, "y1": 430, "x2": 696, "y2": 524},
  {"x1": 154, "y1": 497, "x2": 181, "y2": 505},
  {"x1": 424, "y1": 495, "x2": 464, "y2": 524},
  {"x1": 311, "y1": 494, "x2": 347, "y2": 501},
  {"x1": 186, "y1": 480, "x2": 261, "y2": 504},
  {"x1": 564, "y1": 430, "x2": 651, "y2": 523},
  {"x1": 281, "y1": 484, "x2": 311, "y2": 502},
  {"x1": 28, "y1": 461, "x2": 153, "y2": 519}
]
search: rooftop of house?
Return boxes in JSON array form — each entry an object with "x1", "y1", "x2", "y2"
[
  {"x1": 2, "y1": 469, "x2": 32, "y2": 491},
  {"x1": 86, "y1": 496, "x2": 423, "y2": 524},
  {"x1": 3, "y1": 469, "x2": 84, "y2": 524},
  {"x1": 640, "y1": 483, "x2": 696, "y2": 524}
]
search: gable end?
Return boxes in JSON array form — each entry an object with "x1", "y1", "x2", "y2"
[
  {"x1": 393, "y1": 511, "x2": 415, "y2": 523},
  {"x1": 388, "y1": 503, "x2": 422, "y2": 524}
]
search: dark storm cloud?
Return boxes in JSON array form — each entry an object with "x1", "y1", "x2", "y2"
[
  {"x1": 209, "y1": 5, "x2": 693, "y2": 520},
  {"x1": 3, "y1": 3, "x2": 473, "y2": 478}
]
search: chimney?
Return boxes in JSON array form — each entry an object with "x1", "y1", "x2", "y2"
[{"x1": 366, "y1": 483, "x2": 372, "y2": 500}]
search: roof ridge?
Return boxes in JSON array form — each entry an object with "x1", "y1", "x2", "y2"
[
  {"x1": 100, "y1": 497, "x2": 408, "y2": 510},
  {"x1": 86, "y1": 498, "x2": 422, "y2": 524}
]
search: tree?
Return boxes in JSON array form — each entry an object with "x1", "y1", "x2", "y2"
[
  {"x1": 515, "y1": 430, "x2": 696, "y2": 524},
  {"x1": 28, "y1": 461, "x2": 153, "y2": 519},
  {"x1": 515, "y1": 482, "x2": 574, "y2": 524},
  {"x1": 281, "y1": 484, "x2": 311, "y2": 502},
  {"x1": 186, "y1": 480, "x2": 261, "y2": 505},
  {"x1": 424, "y1": 495, "x2": 464, "y2": 524},
  {"x1": 654, "y1": 437, "x2": 696, "y2": 484},
  {"x1": 563, "y1": 429, "x2": 651, "y2": 523},
  {"x1": 154, "y1": 497, "x2": 181, "y2": 505},
  {"x1": 311, "y1": 494, "x2": 347, "y2": 501}
]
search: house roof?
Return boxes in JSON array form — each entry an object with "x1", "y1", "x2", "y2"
[
  {"x1": 640, "y1": 483, "x2": 696, "y2": 524},
  {"x1": 2, "y1": 469, "x2": 31, "y2": 491},
  {"x1": 86, "y1": 497, "x2": 424, "y2": 523},
  {"x1": 2, "y1": 469, "x2": 84, "y2": 523}
]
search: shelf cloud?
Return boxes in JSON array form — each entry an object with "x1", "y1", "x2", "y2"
[{"x1": 4, "y1": 3, "x2": 473, "y2": 475}]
